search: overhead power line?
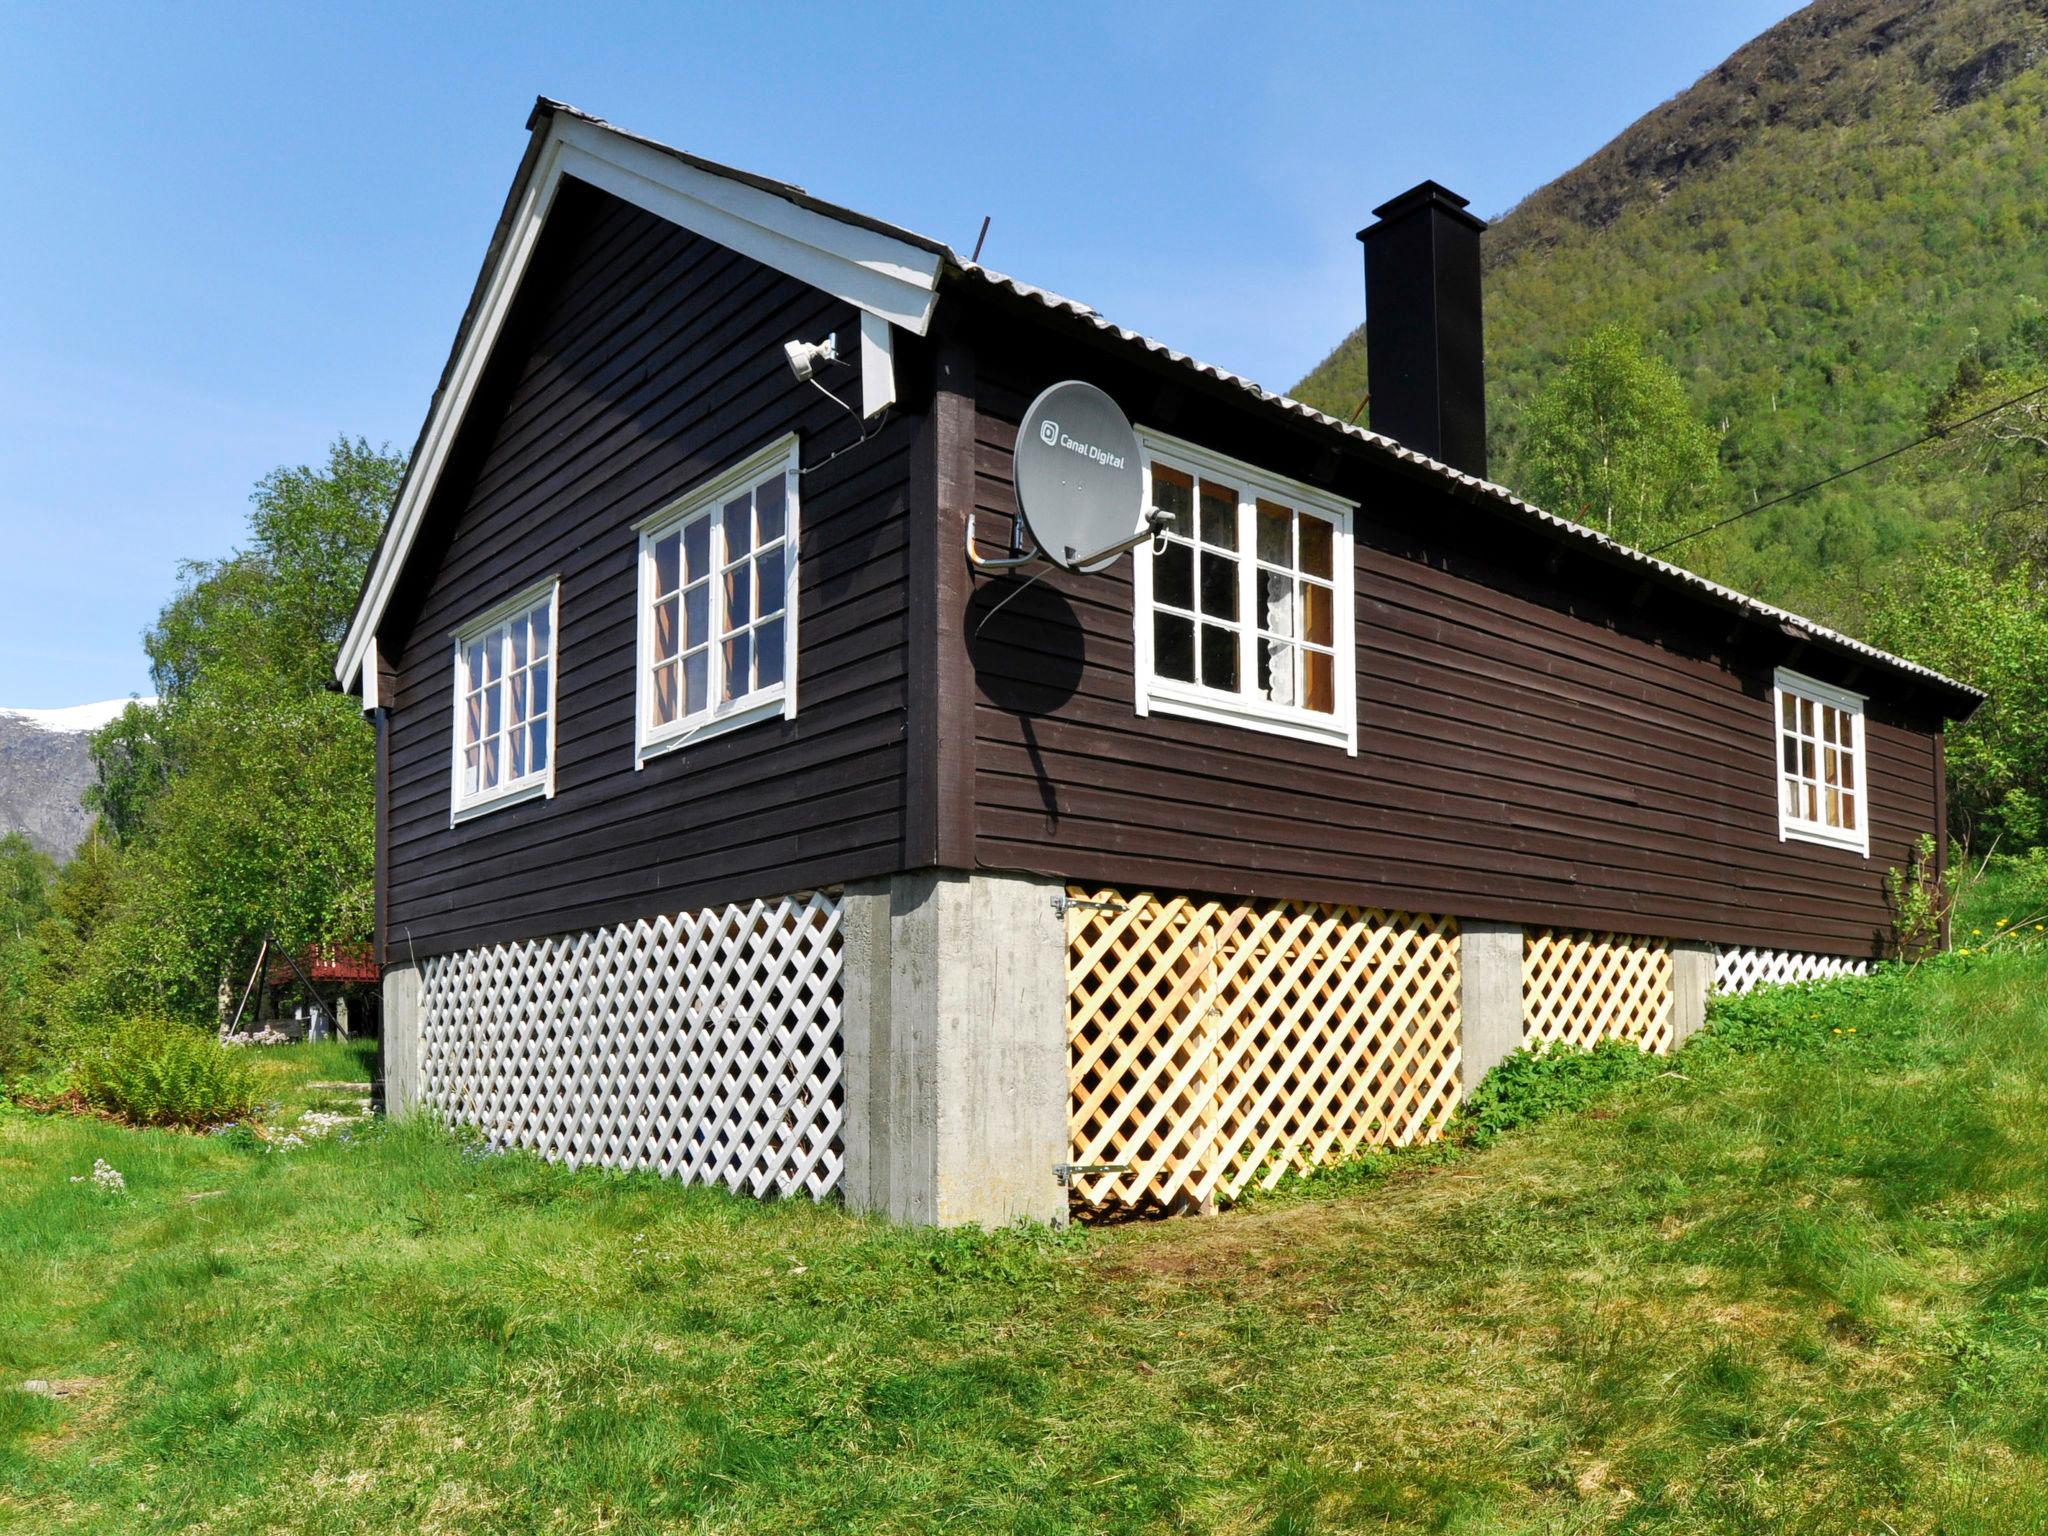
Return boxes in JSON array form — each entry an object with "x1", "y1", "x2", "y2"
[{"x1": 1642, "y1": 379, "x2": 2048, "y2": 557}]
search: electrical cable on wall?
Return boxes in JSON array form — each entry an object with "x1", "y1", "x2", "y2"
[
  {"x1": 781, "y1": 332, "x2": 888, "y2": 477},
  {"x1": 802, "y1": 376, "x2": 890, "y2": 476}
]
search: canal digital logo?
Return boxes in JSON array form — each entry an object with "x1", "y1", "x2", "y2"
[{"x1": 1039, "y1": 418, "x2": 1061, "y2": 447}]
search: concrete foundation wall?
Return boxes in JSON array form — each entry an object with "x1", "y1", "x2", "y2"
[
  {"x1": 1458, "y1": 919, "x2": 1525, "y2": 1093},
  {"x1": 838, "y1": 884, "x2": 894, "y2": 1216},
  {"x1": 840, "y1": 869, "x2": 1069, "y2": 1228},
  {"x1": 1670, "y1": 940, "x2": 1715, "y2": 1047},
  {"x1": 380, "y1": 963, "x2": 422, "y2": 1115}
]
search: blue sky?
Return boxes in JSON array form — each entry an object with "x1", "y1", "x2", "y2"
[{"x1": 0, "y1": 0, "x2": 1799, "y2": 706}]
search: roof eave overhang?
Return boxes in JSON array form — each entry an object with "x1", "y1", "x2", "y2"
[{"x1": 334, "y1": 100, "x2": 950, "y2": 692}]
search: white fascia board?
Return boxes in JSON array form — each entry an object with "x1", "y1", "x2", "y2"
[
  {"x1": 552, "y1": 119, "x2": 942, "y2": 333},
  {"x1": 360, "y1": 636, "x2": 379, "y2": 711},
  {"x1": 335, "y1": 115, "x2": 944, "y2": 689},
  {"x1": 859, "y1": 312, "x2": 896, "y2": 419}
]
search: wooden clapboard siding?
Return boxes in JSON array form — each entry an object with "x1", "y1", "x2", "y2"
[
  {"x1": 370, "y1": 179, "x2": 1954, "y2": 969},
  {"x1": 953, "y1": 292, "x2": 1947, "y2": 958},
  {"x1": 376, "y1": 179, "x2": 914, "y2": 961}
]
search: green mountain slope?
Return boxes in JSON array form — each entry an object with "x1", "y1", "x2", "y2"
[{"x1": 1295, "y1": 0, "x2": 2048, "y2": 618}]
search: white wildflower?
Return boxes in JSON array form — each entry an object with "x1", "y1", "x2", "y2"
[
  {"x1": 72, "y1": 1158, "x2": 126, "y2": 1193},
  {"x1": 219, "y1": 1026, "x2": 290, "y2": 1048},
  {"x1": 296, "y1": 1110, "x2": 364, "y2": 1138}
]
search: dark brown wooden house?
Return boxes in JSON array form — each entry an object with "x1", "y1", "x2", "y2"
[{"x1": 342, "y1": 102, "x2": 1981, "y2": 1226}]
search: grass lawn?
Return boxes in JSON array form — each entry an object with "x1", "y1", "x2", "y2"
[{"x1": 6, "y1": 931, "x2": 2048, "y2": 1534}]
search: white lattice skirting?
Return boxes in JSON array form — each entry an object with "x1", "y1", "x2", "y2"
[
  {"x1": 1713, "y1": 945, "x2": 1871, "y2": 996},
  {"x1": 418, "y1": 890, "x2": 844, "y2": 1200}
]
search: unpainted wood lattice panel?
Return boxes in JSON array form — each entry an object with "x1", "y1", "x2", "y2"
[
  {"x1": 1713, "y1": 945, "x2": 1870, "y2": 996},
  {"x1": 418, "y1": 890, "x2": 844, "y2": 1200},
  {"x1": 1066, "y1": 888, "x2": 1460, "y2": 1211},
  {"x1": 1522, "y1": 927, "x2": 1674, "y2": 1055}
]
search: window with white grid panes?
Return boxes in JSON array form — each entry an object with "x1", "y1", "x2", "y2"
[
  {"x1": 450, "y1": 580, "x2": 557, "y2": 821},
  {"x1": 637, "y1": 436, "x2": 799, "y2": 762},
  {"x1": 1134, "y1": 433, "x2": 1356, "y2": 752},
  {"x1": 1773, "y1": 668, "x2": 1869, "y2": 855}
]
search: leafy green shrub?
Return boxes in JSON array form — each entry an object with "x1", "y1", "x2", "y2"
[
  {"x1": 77, "y1": 1021, "x2": 259, "y2": 1128},
  {"x1": 1886, "y1": 833, "x2": 1955, "y2": 960},
  {"x1": 1459, "y1": 1039, "x2": 1664, "y2": 1146}
]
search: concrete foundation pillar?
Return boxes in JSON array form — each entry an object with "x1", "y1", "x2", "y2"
[
  {"x1": 839, "y1": 868, "x2": 1069, "y2": 1227},
  {"x1": 380, "y1": 962, "x2": 422, "y2": 1116},
  {"x1": 1670, "y1": 940, "x2": 1715, "y2": 1048},
  {"x1": 839, "y1": 884, "x2": 894, "y2": 1213},
  {"x1": 1459, "y1": 919, "x2": 1525, "y2": 1093}
]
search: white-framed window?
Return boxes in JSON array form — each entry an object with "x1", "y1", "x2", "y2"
[
  {"x1": 449, "y1": 578, "x2": 558, "y2": 823},
  {"x1": 634, "y1": 434, "x2": 800, "y2": 765},
  {"x1": 1773, "y1": 668, "x2": 1869, "y2": 855},
  {"x1": 1131, "y1": 429, "x2": 1358, "y2": 752}
]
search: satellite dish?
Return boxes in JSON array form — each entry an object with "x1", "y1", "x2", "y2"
[{"x1": 1012, "y1": 381, "x2": 1148, "y2": 572}]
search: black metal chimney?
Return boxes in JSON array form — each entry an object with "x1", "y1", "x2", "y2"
[{"x1": 1358, "y1": 181, "x2": 1487, "y2": 477}]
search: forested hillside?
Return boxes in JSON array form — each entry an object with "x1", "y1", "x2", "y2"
[{"x1": 1296, "y1": 0, "x2": 2048, "y2": 620}]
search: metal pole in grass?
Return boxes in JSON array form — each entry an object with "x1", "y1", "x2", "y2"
[
  {"x1": 224, "y1": 937, "x2": 269, "y2": 1039},
  {"x1": 270, "y1": 937, "x2": 340, "y2": 1041}
]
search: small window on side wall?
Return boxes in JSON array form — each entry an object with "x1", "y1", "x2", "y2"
[
  {"x1": 450, "y1": 578, "x2": 558, "y2": 824},
  {"x1": 1774, "y1": 668, "x2": 1869, "y2": 856},
  {"x1": 635, "y1": 435, "x2": 800, "y2": 765},
  {"x1": 1132, "y1": 430, "x2": 1357, "y2": 753}
]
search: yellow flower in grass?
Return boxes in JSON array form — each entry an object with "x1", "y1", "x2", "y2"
[{"x1": 1997, "y1": 918, "x2": 2009, "y2": 927}]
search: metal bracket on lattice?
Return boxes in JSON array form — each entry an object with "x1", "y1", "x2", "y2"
[
  {"x1": 1714, "y1": 945, "x2": 1870, "y2": 996},
  {"x1": 418, "y1": 889, "x2": 845, "y2": 1200},
  {"x1": 1522, "y1": 927, "x2": 1674, "y2": 1054},
  {"x1": 1051, "y1": 894, "x2": 1126, "y2": 918},
  {"x1": 1053, "y1": 1161, "x2": 1131, "y2": 1189},
  {"x1": 1064, "y1": 887, "x2": 1461, "y2": 1212}
]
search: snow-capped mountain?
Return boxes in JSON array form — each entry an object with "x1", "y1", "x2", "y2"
[{"x1": 0, "y1": 698, "x2": 151, "y2": 859}]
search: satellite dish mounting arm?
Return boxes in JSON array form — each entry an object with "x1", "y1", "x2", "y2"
[
  {"x1": 963, "y1": 510, "x2": 1045, "y2": 572},
  {"x1": 965, "y1": 506, "x2": 1173, "y2": 573}
]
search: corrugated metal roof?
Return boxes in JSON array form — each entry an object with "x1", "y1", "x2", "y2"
[{"x1": 950, "y1": 263, "x2": 1982, "y2": 707}]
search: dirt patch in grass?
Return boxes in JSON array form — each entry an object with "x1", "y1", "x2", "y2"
[{"x1": 13, "y1": 1378, "x2": 101, "y2": 1401}]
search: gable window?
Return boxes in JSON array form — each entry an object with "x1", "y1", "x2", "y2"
[
  {"x1": 450, "y1": 579, "x2": 558, "y2": 823},
  {"x1": 1774, "y1": 668, "x2": 1868, "y2": 855},
  {"x1": 636, "y1": 435, "x2": 800, "y2": 764},
  {"x1": 1132, "y1": 431, "x2": 1357, "y2": 752}
]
